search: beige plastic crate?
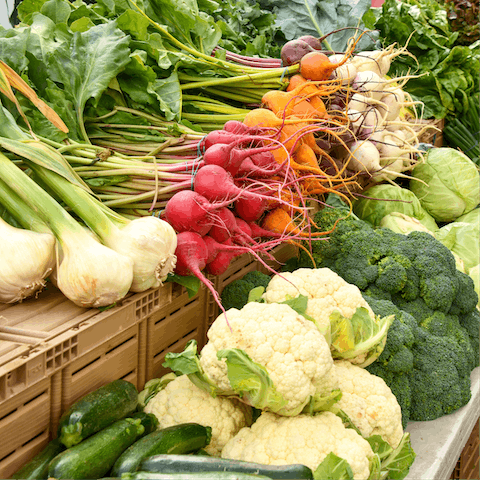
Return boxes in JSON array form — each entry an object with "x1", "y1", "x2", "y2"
[
  {"x1": 145, "y1": 282, "x2": 208, "y2": 384},
  {"x1": 0, "y1": 378, "x2": 51, "y2": 479},
  {"x1": 0, "y1": 280, "x2": 204, "y2": 477}
]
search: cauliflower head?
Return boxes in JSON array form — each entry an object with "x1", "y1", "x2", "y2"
[
  {"x1": 332, "y1": 360, "x2": 404, "y2": 449},
  {"x1": 263, "y1": 268, "x2": 393, "y2": 367},
  {"x1": 200, "y1": 302, "x2": 334, "y2": 416},
  {"x1": 221, "y1": 411, "x2": 374, "y2": 480},
  {"x1": 264, "y1": 268, "x2": 375, "y2": 340},
  {"x1": 143, "y1": 375, "x2": 252, "y2": 455}
]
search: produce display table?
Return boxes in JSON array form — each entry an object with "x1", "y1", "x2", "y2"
[{"x1": 405, "y1": 367, "x2": 480, "y2": 480}]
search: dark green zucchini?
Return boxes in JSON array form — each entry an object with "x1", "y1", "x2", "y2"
[
  {"x1": 10, "y1": 439, "x2": 65, "y2": 479},
  {"x1": 130, "y1": 412, "x2": 159, "y2": 435},
  {"x1": 57, "y1": 379, "x2": 138, "y2": 448},
  {"x1": 122, "y1": 472, "x2": 272, "y2": 480},
  {"x1": 48, "y1": 417, "x2": 147, "y2": 479},
  {"x1": 110, "y1": 423, "x2": 211, "y2": 476},
  {"x1": 138, "y1": 455, "x2": 314, "y2": 480},
  {"x1": 194, "y1": 449, "x2": 211, "y2": 456}
]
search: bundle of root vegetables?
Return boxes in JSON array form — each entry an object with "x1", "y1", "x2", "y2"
[{"x1": 159, "y1": 35, "x2": 435, "y2": 313}]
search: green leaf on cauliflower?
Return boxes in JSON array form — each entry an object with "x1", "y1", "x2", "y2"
[
  {"x1": 303, "y1": 388, "x2": 343, "y2": 415},
  {"x1": 330, "y1": 308, "x2": 395, "y2": 367},
  {"x1": 247, "y1": 285, "x2": 266, "y2": 303},
  {"x1": 163, "y1": 339, "x2": 226, "y2": 397},
  {"x1": 138, "y1": 372, "x2": 177, "y2": 408},
  {"x1": 313, "y1": 452, "x2": 354, "y2": 480},
  {"x1": 371, "y1": 432, "x2": 416, "y2": 480},
  {"x1": 217, "y1": 348, "x2": 289, "y2": 414}
]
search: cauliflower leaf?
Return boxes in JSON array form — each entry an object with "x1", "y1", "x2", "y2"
[
  {"x1": 330, "y1": 308, "x2": 395, "y2": 367},
  {"x1": 314, "y1": 452, "x2": 354, "y2": 480},
  {"x1": 217, "y1": 348, "x2": 289, "y2": 414}
]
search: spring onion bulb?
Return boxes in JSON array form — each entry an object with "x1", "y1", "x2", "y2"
[
  {"x1": 30, "y1": 162, "x2": 177, "y2": 292},
  {"x1": 0, "y1": 216, "x2": 55, "y2": 303},
  {"x1": 0, "y1": 152, "x2": 134, "y2": 308}
]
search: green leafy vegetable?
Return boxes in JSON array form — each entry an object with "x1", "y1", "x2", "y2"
[{"x1": 260, "y1": 0, "x2": 378, "y2": 51}]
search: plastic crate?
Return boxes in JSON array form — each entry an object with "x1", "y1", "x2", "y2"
[
  {"x1": 144, "y1": 282, "x2": 208, "y2": 383},
  {"x1": 450, "y1": 418, "x2": 480, "y2": 480},
  {"x1": 0, "y1": 378, "x2": 51, "y2": 479}
]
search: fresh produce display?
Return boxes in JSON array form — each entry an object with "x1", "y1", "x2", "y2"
[{"x1": 2, "y1": 0, "x2": 480, "y2": 478}]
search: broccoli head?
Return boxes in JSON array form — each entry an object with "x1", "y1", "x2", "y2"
[
  {"x1": 241, "y1": 270, "x2": 271, "y2": 289},
  {"x1": 220, "y1": 270, "x2": 272, "y2": 311}
]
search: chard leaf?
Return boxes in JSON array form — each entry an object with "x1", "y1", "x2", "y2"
[
  {"x1": 147, "y1": 71, "x2": 182, "y2": 121},
  {"x1": 217, "y1": 347, "x2": 289, "y2": 414},
  {"x1": 0, "y1": 25, "x2": 30, "y2": 74},
  {"x1": 313, "y1": 452, "x2": 354, "y2": 480},
  {"x1": 40, "y1": 0, "x2": 71, "y2": 24},
  {"x1": 46, "y1": 21, "x2": 131, "y2": 141},
  {"x1": 0, "y1": 104, "x2": 29, "y2": 140}
]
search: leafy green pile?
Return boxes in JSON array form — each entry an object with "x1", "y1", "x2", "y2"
[
  {"x1": 199, "y1": 0, "x2": 283, "y2": 58},
  {"x1": 373, "y1": 0, "x2": 480, "y2": 120},
  {"x1": 259, "y1": 0, "x2": 378, "y2": 52},
  {"x1": 0, "y1": 0, "x2": 296, "y2": 143}
]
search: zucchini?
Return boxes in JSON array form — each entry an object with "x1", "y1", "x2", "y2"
[
  {"x1": 130, "y1": 412, "x2": 159, "y2": 435},
  {"x1": 122, "y1": 472, "x2": 272, "y2": 480},
  {"x1": 111, "y1": 423, "x2": 212, "y2": 476},
  {"x1": 48, "y1": 416, "x2": 147, "y2": 479},
  {"x1": 57, "y1": 379, "x2": 138, "y2": 448},
  {"x1": 138, "y1": 455, "x2": 314, "y2": 480},
  {"x1": 10, "y1": 439, "x2": 65, "y2": 479}
]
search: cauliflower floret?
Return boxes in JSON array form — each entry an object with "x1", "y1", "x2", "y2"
[
  {"x1": 200, "y1": 302, "x2": 334, "y2": 416},
  {"x1": 222, "y1": 411, "x2": 374, "y2": 480},
  {"x1": 334, "y1": 360, "x2": 404, "y2": 448},
  {"x1": 144, "y1": 375, "x2": 252, "y2": 455},
  {"x1": 264, "y1": 268, "x2": 375, "y2": 340}
]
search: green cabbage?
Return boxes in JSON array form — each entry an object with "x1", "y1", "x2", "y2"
[
  {"x1": 435, "y1": 221, "x2": 480, "y2": 270},
  {"x1": 456, "y1": 208, "x2": 480, "y2": 226},
  {"x1": 353, "y1": 185, "x2": 439, "y2": 231},
  {"x1": 410, "y1": 148, "x2": 480, "y2": 222},
  {"x1": 379, "y1": 212, "x2": 435, "y2": 236}
]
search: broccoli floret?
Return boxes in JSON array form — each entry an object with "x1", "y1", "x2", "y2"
[
  {"x1": 220, "y1": 279, "x2": 254, "y2": 311},
  {"x1": 450, "y1": 270, "x2": 479, "y2": 315},
  {"x1": 220, "y1": 270, "x2": 272, "y2": 311},
  {"x1": 410, "y1": 329, "x2": 473, "y2": 421},
  {"x1": 242, "y1": 270, "x2": 271, "y2": 290}
]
